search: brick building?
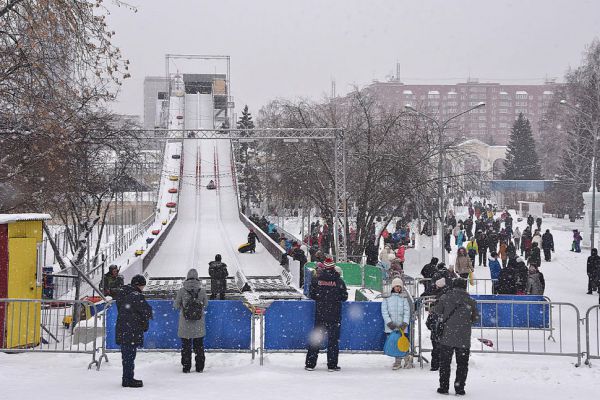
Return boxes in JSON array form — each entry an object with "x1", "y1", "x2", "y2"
[{"x1": 365, "y1": 79, "x2": 561, "y2": 145}]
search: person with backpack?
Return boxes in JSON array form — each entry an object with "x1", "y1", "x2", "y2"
[
  {"x1": 208, "y1": 254, "x2": 228, "y2": 300},
  {"x1": 526, "y1": 266, "x2": 545, "y2": 295},
  {"x1": 174, "y1": 268, "x2": 208, "y2": 373}
]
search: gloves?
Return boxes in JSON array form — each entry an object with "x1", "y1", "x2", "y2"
[
  {"x1": 400, "y1": 322, "x2": 408, "y2": 331},
  {"x1": 387, "y1": 322, "x2": 397, "y2": 330}
]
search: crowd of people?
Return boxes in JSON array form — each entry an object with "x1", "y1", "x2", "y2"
[{"x1": 440, "y1": 203, "x2": 553, "y2": 296}]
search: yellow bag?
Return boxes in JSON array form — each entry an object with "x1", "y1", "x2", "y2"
[{"x1": 469, "y1": 271, "x2": 475, "y2": 286}]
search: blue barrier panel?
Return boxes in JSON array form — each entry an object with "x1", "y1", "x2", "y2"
[
  {"x1": 264, "y1": 301, "x2": 388, "y2": 351},
  {"x1": 471, "y1": 295, "x2": 550, "y2": 329},
  {"x1": 106, "y1": 300, "x2": 252, "y2": 350}
]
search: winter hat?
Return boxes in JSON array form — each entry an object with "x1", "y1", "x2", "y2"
[
  {"x1": 131, "y1": 274, "x2": 147, "y2": 287},
  {"x1": 437, "y1": 262, "x2": 446, "y2": 270},
  {"x1": 186, "y1": 268, "x2": 199, "y2": 280},
  {"x1": 391, "y1": 278, "x2": 403, "y2": 288},
  {"x1": 435, "y1": 278, "x2": 446, "y2": 288},
  {"x1": 109, "y1": 264, "x2": 119, "y2": 272},
  {"x1": 323, "y1": 258, "x2": 336, "y2": 269},
  {"x1": 215, "y1": 254, "x2": 222, "y2": 262},
  {"x1": 516, "y1": 256, "x2": 524, "y2": 264},
  {"x1": 452, "y1": 278, "x2": 468, "y2": 290}
]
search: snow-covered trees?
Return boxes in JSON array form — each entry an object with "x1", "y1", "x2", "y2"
[{"x1": 502, "y1": 113, "x2": 542, "y2": 180}]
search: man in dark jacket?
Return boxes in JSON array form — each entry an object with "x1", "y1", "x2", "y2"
[
  {"x1": 527, "y1": 215, "x2": 534, "y2": 231},
  {"x1": 103, "y1": 264, "x2": 124, "y2": 297},
  {"x1": 464, "y1": 217, "x2": 473, "y2": 240},
  {"x1": 420, "y1": 257, "x2": 439, "y2": 294},
  {"x1": 528, "y1": 242, "x2": 541, "y2": 268},
  {"x1": 487, "y1": 230, "x2": 498, "y2": 254},
  {"x1": 365, "y1": 238, "x2": 379, "y2": 266},
  {"x1": 541, "y1": 229, "x2": 554, "y2": 262},
  {"x1": 305, "y1": 258, "x2": 348, "y2": 372},
  {"x1": 536, "y1": 217, "x2": 543, "y2": 231},
  {"x1": 434, "y1": 278, "x2": 479, "y2": 395},
  {"x1": 496, "y1": 259, "x2": 517, "y2": 295},
  {"x1": 476, "y1": 231, "x2": 488, "y2": 267},
  {"x1": 247, "y1": 229, "x2": 258, "y2": 253},
  {"x1": 115, "y1": 275, "x2": 153, "y2": 388},
  {"x1": 587, "y1": 248, "x2": 600, "y2": 294},
  {"x1": 208, "y1": 254, "x2": 228, "y2": 300}
]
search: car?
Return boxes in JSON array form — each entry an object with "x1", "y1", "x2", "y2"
[
  {"x1": 206, "y1": 180, "x2": 216, "y2": 190},
  {"x1": 168, "y1": 188, "x2": 178, "y2": 194},
  {"x1": 166, "y1": 202, "x2": 177, "y2": 208},
  {"x1": 171, "y1": 154, "x2": 181, "y2": 159},
  {"x1": 169, "y1": 175, "x2": 179, "y2": 181}
]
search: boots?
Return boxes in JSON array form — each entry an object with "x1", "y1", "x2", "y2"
[{"x1": 122, "y1": 379, "x2": 143, "y2": 388}]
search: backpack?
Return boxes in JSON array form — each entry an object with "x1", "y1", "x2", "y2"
[{"x1": 183, "y1": 289, "x2": 204, "y2": 321}]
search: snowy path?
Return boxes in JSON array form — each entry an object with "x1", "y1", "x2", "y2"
[{"x1": 145, "y1": 137, "x2": 281, "y2": 278}]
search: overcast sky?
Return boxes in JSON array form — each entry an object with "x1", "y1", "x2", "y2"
[{"x1": 106, "y1": 0, "x2": 600, "y2": 119}]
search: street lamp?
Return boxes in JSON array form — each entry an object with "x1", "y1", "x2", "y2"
[
  {"x1": 405, "y1": 102, "x2": 486, "y2": 263},
  {"x1": 560, "y1": 99, "x2": 600, "y2": 252}
]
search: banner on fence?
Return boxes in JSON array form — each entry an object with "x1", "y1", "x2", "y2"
[
  {"x1": 264, "y1": 300, "x2": 387, "y2": 351},
  {"x1": 105, "y1": 300, "x2": 252, "y2": 350}
]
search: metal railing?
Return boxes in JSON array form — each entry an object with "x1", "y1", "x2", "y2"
[
  {"x1": 584, "y1": 305, "x2": 600, "y2": 366},
  {"x1": 0, "y1": 298, "x2": 108, "y2": 370},
  {"x1": 409, "y1": 277, "x2": 500, "y2": 298},
  {"x1": 416, "y1": 297, "x2": 581, "y2": 367}
]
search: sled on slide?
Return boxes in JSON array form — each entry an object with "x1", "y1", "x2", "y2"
[{"x1": 238, "y1": 242, "x2": 255, "y2": 253}]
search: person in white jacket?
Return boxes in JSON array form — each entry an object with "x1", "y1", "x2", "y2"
[{"x1": 381, "y1": 278, "x2": 411, "y2": 370}]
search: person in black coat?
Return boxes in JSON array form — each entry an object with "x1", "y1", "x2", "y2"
[
  {"x1": 496, "y1": 259, "x2": 517, "y2": 295},
  {"x1": 365, "y1": 238, "x2": 379, "y2": 266},
  {"x1": 514, "y1": 258, "x2": 529, "y2": 294},
  {"x1": 115, "y1": 275, "x2": 153, "y2": 388},
  {"x1": 247, "y1": 229, "x2": 258, "y2": 253},
  {"x1": 527, "y1": 215, "x2": 534, "y2": 231},
  {"x1": 420, "y1": 257, "x2": 439, "y2": 294},
  {"x1": 528, "y1": 242, "x2": 541, "y2": 268},
  {"x1": 476, "y1": 231, "x2": 488, "y2": 267},
  {"x1": 587, "y1": 248, "x2": 600, "y2": 294},
  {"x1": 305, "y1": 258, "x2": 348, "y2": 371},
  {"x1": 541, "y1": 229, "x2": 554, "y2": 262},
  {"x1": 208, "y1": 254, "x2": 228, "y2": 300},
  {"x1": 536, "y1": 217, "x2": 543, "y2": 231}
]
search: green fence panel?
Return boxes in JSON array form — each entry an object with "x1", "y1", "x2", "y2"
[
  {"x1": 305, "y1": 262, "x2": 363, "y2": 286},
  {"x1": 364, "y1": 265, "x2": 384, "y2": 292}
]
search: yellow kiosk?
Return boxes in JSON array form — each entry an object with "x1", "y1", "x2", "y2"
[{"x1": 0, "y1": 213, "x2": 51, "y2": 348}]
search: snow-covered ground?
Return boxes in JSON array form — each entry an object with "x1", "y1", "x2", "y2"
[
  {"x1": 2, "y1": 212, "x2": 600, "y2": 398},
  {"x1": 0, "y1": 351, "x2": 598, "y2": 399}
]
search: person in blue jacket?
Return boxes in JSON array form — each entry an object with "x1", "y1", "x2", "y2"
[
  {"x1": 305, "y1": 258, "x2": 348, "y2": 372},
  {"x1": 488, "y1": 251, "x2": 502, "y2": 294},
  {"x1": 381, "y1": 278, "x2": 411, "y2": 370}
]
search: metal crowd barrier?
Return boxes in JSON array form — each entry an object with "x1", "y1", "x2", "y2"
[
  {"x1": 104, "y1": 300, "x2": 257, "y2": 359},
  {"x1": 0, "y1": 298, "x2": 108, "y2": 370},
  {"x1": 411, "y1": 277, "x2": 499, "y2": 297},
  {"x1": 257, "y1": 299, "x2": 419, "y2": 366},
  {"x1": 416, "y1": 297, "x2": 581, "y2": 367},
  {"x1": 584, "y1": 305, "x2": 600, "y2": 366}
]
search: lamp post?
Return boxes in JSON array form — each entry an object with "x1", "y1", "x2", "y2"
[
  {"x1": 405, "y1": 102, "x2": 486, "y2": 263},
  {"x1": 560, "y1": 99, "x2": 600, "y2": 251}
]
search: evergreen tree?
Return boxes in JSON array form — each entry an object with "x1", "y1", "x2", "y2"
[
  {"x1": 502, "y1": 113, "x2": 542, "y2": 180},
  {"x1": 236, "y1": 105, "x2": 257, "y2": 214}
]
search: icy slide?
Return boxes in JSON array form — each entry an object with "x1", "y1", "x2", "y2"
[{"x1": 146, "y1": 93, "x2": 282, "y2": 278}]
